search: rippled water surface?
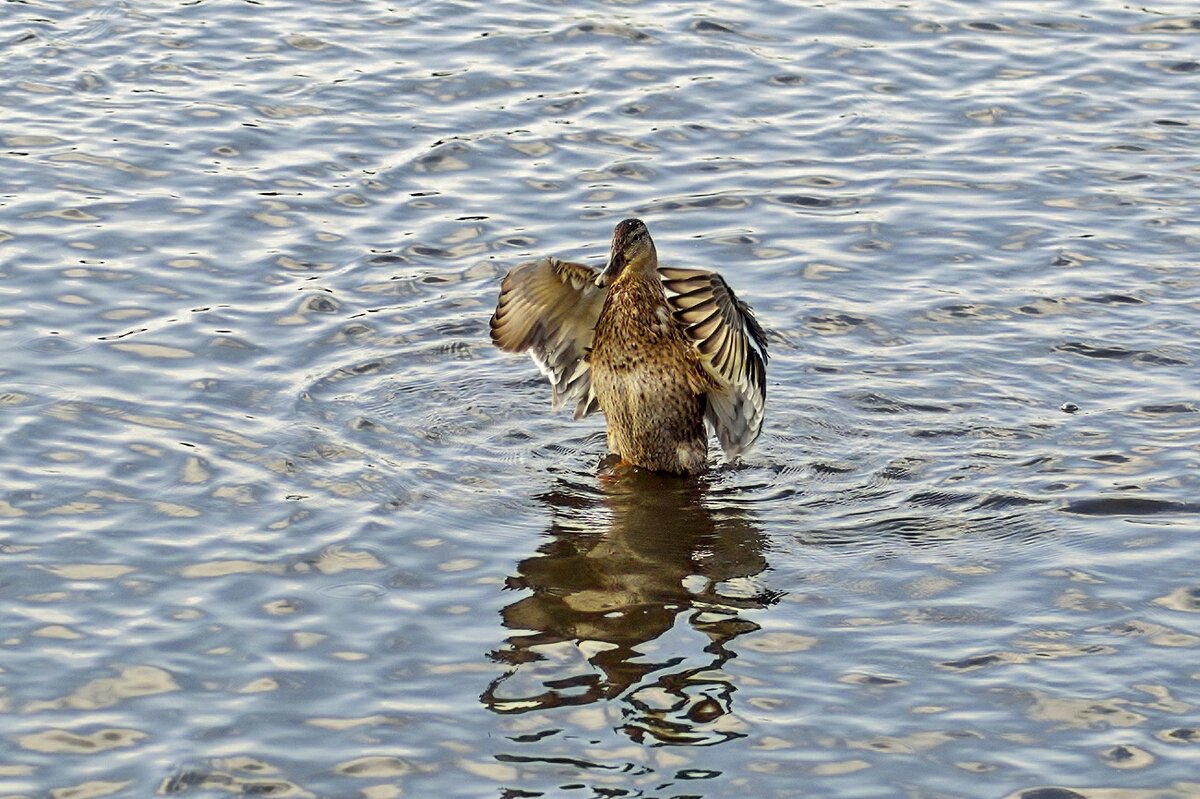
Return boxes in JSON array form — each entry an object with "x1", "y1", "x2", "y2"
[{"x1": 3, "y1": 1, "x2": 1199, "y2": 797}]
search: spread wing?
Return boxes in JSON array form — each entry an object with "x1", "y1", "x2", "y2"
[
  {"x1": 490, "y1": 257, "x2": 607, "y2": 419},
  {"x1": 659, "y1": 266, "x2": 768, "y2": 457}
]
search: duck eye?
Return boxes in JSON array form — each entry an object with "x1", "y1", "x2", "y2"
[{"x1": 613, "y1": 218, "x2": 645, "y2": 243}]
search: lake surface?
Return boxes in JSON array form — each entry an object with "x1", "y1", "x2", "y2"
[{"x1": 2, "y1": 1, "x2": 1199, "y2": 797}]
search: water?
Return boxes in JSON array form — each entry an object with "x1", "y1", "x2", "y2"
[{"x1": 2, "y1": 1, "x2": 1198, "y2": 796}]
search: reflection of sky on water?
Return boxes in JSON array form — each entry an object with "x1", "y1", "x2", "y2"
[{"x1": 0, "y1": 0, "x2": 1198, "y2": 796}]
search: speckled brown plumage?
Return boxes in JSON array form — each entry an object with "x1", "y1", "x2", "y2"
[
  {"x1": 590, "y1": 264, "x2": 713, "y2": 473},
  {"x1": 490, "y1": 218, "x2": 768, "y2": 475}
]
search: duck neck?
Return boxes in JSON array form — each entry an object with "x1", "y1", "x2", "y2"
[{"x1": 614, "y1": 248, "x2": 659, "y2": 286}]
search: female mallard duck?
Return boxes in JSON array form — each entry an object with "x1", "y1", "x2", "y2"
[{"x1": 490, "y1": 218, "x2": 768, "y2": 475}]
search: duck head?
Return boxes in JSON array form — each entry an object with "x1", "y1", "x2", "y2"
[{"x1": 598, "y1": 218, "x2": 658, "y2": 286}]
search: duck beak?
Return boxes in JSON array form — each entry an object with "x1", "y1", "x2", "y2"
[{"x1": 597, "y1": 251, "x2": 624, "y2": 287}]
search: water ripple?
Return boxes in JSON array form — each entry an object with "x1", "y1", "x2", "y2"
[{"x1": 1, "y1": 0, "x2": 1199, "y2": 797}]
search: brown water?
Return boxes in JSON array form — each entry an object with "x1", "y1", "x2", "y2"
[{"x1": 2, "y1": 1, "x2": 1199, "y2": 797}]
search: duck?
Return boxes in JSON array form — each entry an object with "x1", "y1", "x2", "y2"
[{"x1": 490, "y1": 218, "x2": 768, "y2": 475}]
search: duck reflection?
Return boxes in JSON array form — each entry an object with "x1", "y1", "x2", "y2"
[{"x1": 482, "y1": 467, "x2": 776, "y2": 744}]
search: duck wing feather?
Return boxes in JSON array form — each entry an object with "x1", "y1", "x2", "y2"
[
  {"x1": 490, "y1": 257, "x2": 606, "y2": 418},
  {"x1": 659, "y1": 266, "x2": 768, "y2": 456}
]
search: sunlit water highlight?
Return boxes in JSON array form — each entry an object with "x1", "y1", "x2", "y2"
[{"x1": 1, "y1": 1, "x2": 1199, "y2": 797}]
